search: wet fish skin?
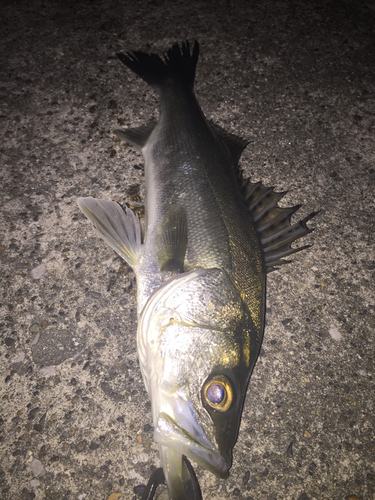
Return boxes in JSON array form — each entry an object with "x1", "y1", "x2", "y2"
[
  {"x1": 78, "y1": 41, "x2": 315, "y2": 499},
  {"x1": 118, "y1": 43, "x2": 264, "y2": 495},
  {"x1": 115, "y1": 43, "x2": 264, "y2": 322}
]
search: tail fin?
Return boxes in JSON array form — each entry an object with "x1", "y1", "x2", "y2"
[{"x1": 117, "y1": 40, "x2": 199, "y2": 93}]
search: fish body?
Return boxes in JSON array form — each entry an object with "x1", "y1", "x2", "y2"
[{"x1": 78, "y1": 41, "x2": 315, "y2": 499}]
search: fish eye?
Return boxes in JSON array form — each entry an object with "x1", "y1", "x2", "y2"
[{"x1": 202, "y1": 375, "x2": 233, "y2": 412}]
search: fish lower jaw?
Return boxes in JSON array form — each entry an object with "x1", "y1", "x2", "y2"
[{"x1": 154, "y1": 412, "x2": 229, "y2": 479}]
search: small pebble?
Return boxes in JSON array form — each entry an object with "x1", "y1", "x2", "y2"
[
  {"x1": 106, "y1": 494, "x2": 123, "y2": 500},
  {"x1": 76, "y1": 440, "x2": 88, "y2": 452},
  {"x1": 29, "y1": 324, "x2": 40, "y2": 333},
  {"x1": 29, "y1": 458, "x2": 45, "y2": 477},
  {"x1": 286, "y1": 441, "x2": 294, "y2": 457},
  {"x1": 12, "y1": 352, "x2": 25, "y2": 363},
  {"x1": 31, "y1": 264, "x2": 46, "y2": 279}
]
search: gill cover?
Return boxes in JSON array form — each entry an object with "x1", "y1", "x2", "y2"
[{"x1": 137, "y1": 268, "x2": 258, "y2": 478}]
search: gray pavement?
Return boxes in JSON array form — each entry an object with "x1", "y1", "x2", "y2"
[{"x1": 1, "y1": 0, "x2": 374, "y2": 499}]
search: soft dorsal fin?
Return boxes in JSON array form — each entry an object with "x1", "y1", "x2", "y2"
[
  {"x1": 153, "y1": 205, "x2": 188, "y2": 273},
  {"x1": 210, "y1": 122, "x2": 249, "y2": 165},
  {"x1": 114, "y1": 120, "x2": 156, "y2": 151},
  {"x1": 77, "y1": 197, "x2": 142, "y2": 268},
  {"x1": 238, "y1": 172, "x2": 318, "y2": 270}
]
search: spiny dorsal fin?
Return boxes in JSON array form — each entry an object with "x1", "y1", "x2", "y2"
[
  {"x1": 114, "y1": 120, "x2": 156, "y2": 151},
  {"x1": 238, "y1": 171, "x2": 318, "y2": 270},
  {"x1": 77, "y1": 197, "x2": 142, "y2": 268},
  {"x1": 210, "y1": 122, "x2": 249, "y2": 165},
  {"x1": 153, "y1": 205, "x2": 188, "y2": 273}
]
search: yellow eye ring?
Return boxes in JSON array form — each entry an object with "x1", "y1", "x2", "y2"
[{"x1": 202, "y1": 375, "x2": 233, "y2": 412}]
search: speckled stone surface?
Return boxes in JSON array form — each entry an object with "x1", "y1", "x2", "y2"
[{"x1": 1, "y1": 1, "x2": 374, "y2": 499}]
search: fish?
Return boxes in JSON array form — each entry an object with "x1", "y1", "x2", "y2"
[{"x1": 77, "y1": 41, "x2": 316, "y2": 499}]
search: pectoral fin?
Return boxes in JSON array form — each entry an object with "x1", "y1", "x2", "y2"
[
  {"x1": 154, "y1": 205, "x2": 188, "y2": 273},
  {"x1": 77, "y1": 197, "x2": 142, "y2": 268}
]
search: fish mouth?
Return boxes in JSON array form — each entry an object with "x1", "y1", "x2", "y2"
[{"x1": 154, "y1": 412, "x2": 229, "y2": 479}]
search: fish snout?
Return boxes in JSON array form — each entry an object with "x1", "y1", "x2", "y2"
[{"x1": 155, "y1": 412, "x2": 230, "y2": 479}]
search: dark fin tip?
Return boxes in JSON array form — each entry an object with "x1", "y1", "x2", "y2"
[{"x1": 117, "y1": 40, "x2": 199, "y2": 92}]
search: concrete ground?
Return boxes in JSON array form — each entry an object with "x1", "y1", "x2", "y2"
[{"x1": 1, "y1": 0, "x2": 374, "y2": 499}]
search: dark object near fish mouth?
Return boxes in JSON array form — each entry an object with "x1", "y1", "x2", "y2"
[
  {"x1": 140, "y1": 466, "x2": 165, "y2": 500},
  {"x1": 141, "y1": 456, "x2": 202, "y2": 500}
]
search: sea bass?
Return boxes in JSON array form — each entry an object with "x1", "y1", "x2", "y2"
[{"x1": 78, "y1": 41, "x2": 315, "y2": 499}]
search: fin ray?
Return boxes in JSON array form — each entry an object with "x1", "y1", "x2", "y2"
[
  {"x1": 77, "y1": 197, "x2": 142, "y2": 268},
  {"x1": 117, "y1": 41, "x2": 199, "y2": 94},
  {"x1": 114, "y1": 120, "x2": 156, "y2": 150},
  {"x1": 210, "y1": 122, "x2": 249, "y2": 165},
  {"x1": 238, "y1": 172, "x2": 318, "y2": 269}
]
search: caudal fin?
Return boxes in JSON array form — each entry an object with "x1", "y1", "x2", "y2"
[{"x1": 117, "y1": 41, "x2": 199, "y2": 93}]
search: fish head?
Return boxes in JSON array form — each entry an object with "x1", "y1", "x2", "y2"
[{"x1": 138, "y1": 267, "x2": 260, "y2": 491}]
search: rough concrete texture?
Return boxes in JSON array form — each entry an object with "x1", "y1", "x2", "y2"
[{"x1": 1, "y1": 0, "x2": 374, "y2": 499}]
